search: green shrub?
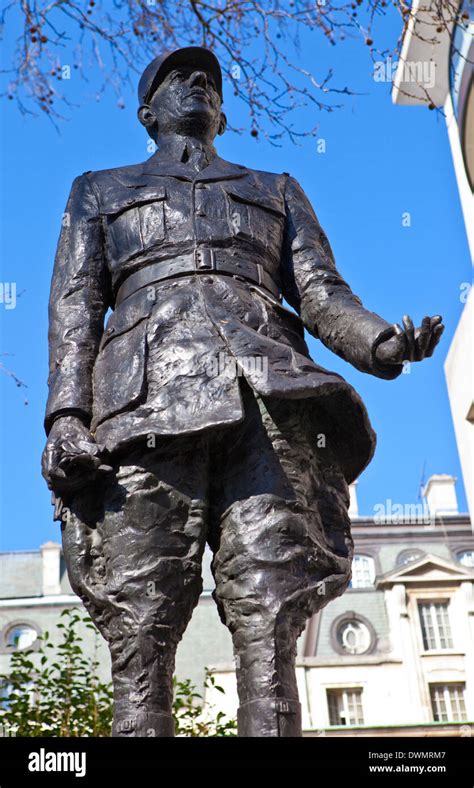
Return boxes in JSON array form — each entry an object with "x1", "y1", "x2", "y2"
[{"x1": 0, "y1": 608, "x2": 236, "y2": 737}]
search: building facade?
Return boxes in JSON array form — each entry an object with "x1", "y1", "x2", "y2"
[
  {"x1": 0, "y1": 542, "x2": 111, "y2": 696},
  {"x1": 205, "y1": 476, "x2": 474, "y2": 735},
  {"x1": 0, "y1": 540, "x2": 232, "y2": 700},
  {"x1": 1, "y1": 476, "x2": 472, "y2": 736}
]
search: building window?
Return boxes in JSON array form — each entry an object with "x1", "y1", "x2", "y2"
[
  {"x1": 350, "y1": 555, "x2": 375, "y2": 588},
  {"x1": 418, "y1": 602, "x2": 453, "y2": 651},
  {"x1": 5, "y1": 624, "x2": 38, "y2": 651},
  {"x1": 336, "y1": 620, "x2": 372, "y2": 655},
  {"x1": 0, "y1": 680, "x2": 35, "y2": 711},
  {"x1": 330, "y1": 613, "x2": 377, "y2": 656},
  {"x1": 430, "y1": 684, "x2": 467, "y2": 722},
  {"x1": 457, "y1": 550, "x2": 474, "y2": 568},
  {"x1": 0, "y1": 681, "x2": 12, "y2": 710},
  {"x1": 327, "y1": 688, "x2": 364, "y2": 726},
  {"x1": 396, "y1": 549, "x2": 425, "y2": 566}
]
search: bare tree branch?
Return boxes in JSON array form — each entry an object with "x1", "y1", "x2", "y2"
[
  {"x1": 0, "y1": 1, "x2": 470, "y2": 142},
  {"x1": 0, "y1": 355, "x2": 28, "y2": 405}
]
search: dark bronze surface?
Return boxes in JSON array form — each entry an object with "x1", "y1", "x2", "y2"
[{"x1": 42, "y1": 46, "x2": 444, "y2": 737}]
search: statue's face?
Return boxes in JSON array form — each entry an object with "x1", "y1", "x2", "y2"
[{"x1": 148, "y1": 65, "x2": 223, "y2": 138}]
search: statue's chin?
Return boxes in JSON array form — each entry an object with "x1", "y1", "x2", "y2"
[{"x1": 175, "y1": 109, "x2": 215, "y2": 135}]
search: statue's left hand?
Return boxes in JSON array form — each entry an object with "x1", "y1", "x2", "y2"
[{"x1": 375, "y1": 314, "x2": 444, "y2": 366}]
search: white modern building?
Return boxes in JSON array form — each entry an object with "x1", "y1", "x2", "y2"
[
  {"x1": 445, "y1": 287, "x2": 474, "y2": 520},
  {"x1": 392, "y1": 0, "x2": 473, "y2": 523},
  {"x1": 392, "y1": 0, "x2": 473, "y2": 255}
]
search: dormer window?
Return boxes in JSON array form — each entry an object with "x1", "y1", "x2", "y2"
[
  {"x1": 457, "y1": 550, "x2": 474, "y2": 568},
  {"x1": 350, "y1": 555, "x2": 375, "y2": 589},
  {"x1": 5, "y1": 624, "x2": 38, "y2": 651},
  {"x1": 396, "y1": 549, "x2": 425, "y2": 566}
]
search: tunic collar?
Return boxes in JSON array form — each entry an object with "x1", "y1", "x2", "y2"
[{"x1": 157, "y1": 136, "x2": 217, "y2": 170}]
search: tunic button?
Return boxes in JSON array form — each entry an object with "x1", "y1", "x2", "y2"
[
  {"x1": 126, "y1": 198, "x2": 134, "y2": 205},
  {"x1": 201, "y1": 276, "x2": 213, "y2": 284}
]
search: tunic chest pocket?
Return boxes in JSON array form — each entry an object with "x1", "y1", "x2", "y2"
[
  {"x1": 223, "y1": 181, "x2": 286, "y2": 252},
  {"x1": 100, "y1": 184, "x2": 167, "y2": 263}
]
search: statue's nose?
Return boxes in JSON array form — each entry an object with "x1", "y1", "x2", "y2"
[{"x1": 189, "y1": 70, "x2": 208, "y2": 88}]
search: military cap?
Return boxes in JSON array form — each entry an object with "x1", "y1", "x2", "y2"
[{"x1": 138, "y1": 46, "x2": 223, "y2": 106}]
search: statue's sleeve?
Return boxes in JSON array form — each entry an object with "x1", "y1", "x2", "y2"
[
  {"x1": 44, "y1": 173, "x2": 111, "y2": 434},
  {"x1": 282, "y1": 174, "x2": 403, "y2": 380}
]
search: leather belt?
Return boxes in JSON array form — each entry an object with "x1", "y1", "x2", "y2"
[{"x1": 115, "y1": 248, "x2": 281, "y2": 306}]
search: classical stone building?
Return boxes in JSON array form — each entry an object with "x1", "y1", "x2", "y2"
[
  {"x1": 205, "y1": 476, "x2": 474, "y2": 736},
  {"x1": 0, "y1": 541, "x2": 230, "y2": 697},
  {"x1": 0, "y1": 542, "x2": 111, "y2": 690}
]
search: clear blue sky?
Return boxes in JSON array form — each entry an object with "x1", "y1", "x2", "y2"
[{"x1": 0, "y1": 11, "x2": 471, "y2": 551}]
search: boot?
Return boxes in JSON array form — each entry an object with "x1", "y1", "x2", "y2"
[
  {"x1": 112, "y1": 710, "x2": 175, "y2": 737},
  {"x1": 237, "y1": 698, "x2": 302, "y2": 737}
]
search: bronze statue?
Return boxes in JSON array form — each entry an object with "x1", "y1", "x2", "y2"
[{"x1": 42, "y1": 46, "x2": 444, "y2": 737}]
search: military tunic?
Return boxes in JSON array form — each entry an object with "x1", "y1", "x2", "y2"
[{"x1": 47, "y1": 140, "x2": 403, "y2": 736}]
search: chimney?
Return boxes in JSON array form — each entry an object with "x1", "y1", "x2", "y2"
[
  {"x1": 423, "y1": 475, "x2": 458, "y2": 517},
  {"x1": 349, "y1": 481, "x2": 359, "y2": 518},
  {"x1": 40, "y1": 541, "x2": 62, "y2": 596}
]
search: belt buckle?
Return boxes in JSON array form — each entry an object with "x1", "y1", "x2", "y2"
[{"x1": 194, "y1": 248, "x2": 216, "y2": 271}]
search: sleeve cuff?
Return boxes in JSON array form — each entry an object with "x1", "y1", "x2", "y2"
[{"x1": 371, "y1": 325, "x2": 405, "y2": 380}]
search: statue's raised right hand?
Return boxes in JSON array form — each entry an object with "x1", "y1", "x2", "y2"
[{"x1": 41, "y1": 415, "x2": 112, "y2": 495}]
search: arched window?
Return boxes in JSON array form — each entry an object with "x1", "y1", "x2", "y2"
[
  {"x1": 396, "y1": 549, "x2": 425, "y2": 566},
  {"x1": 5, "y1": 624, "x2": 39, "y2": 651},
  {"x1": 350, "y1": 555, "x2": 375, "y2": 588},
  {"x1": 457, "y1": 550, "x2": 474, "y2": 568}
]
